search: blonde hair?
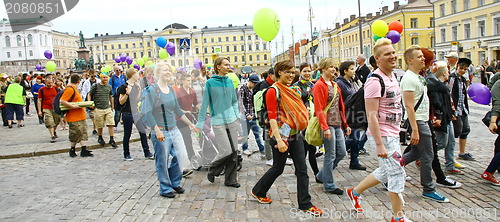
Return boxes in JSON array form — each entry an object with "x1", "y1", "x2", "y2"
[
  {"x1": 318, "y1": 58, "x2": 335, "y2": 74},
  {"x1": 154, "y1": 62, "x2": 173, "y2": 79},
  {"x1": 373, "y1": 38, "x2": 393, "y2": 57},
  {"x1": 125, "y1": 68, "x2": 137, "y2": 79},
  {"x1": 434, "y1": 61, "x2": 448, "y2": 77},
  {"x1": 144, "y1": 66, "x2": 154, "y2": 75},
  {"x1": 404, "y1": 45, "x2": 421, "y2": 65}
]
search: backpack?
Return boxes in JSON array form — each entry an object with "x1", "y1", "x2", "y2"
[
  {"x1": 253, "y1": 85, "x2": 279, "y2": 128},
  {"x1": 137, "y1": 83, "x2": 163, "y2": 127},
  {"x1": 344, "y1": 74, "x2": 385, "y2": 129},
  {"x1": 53, "y1": 86, "x2": 76, "y2": 116}
]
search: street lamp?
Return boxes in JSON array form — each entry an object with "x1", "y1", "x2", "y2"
[{"x1": 308, "y1": 0, "x2": 315, "y2": 63}]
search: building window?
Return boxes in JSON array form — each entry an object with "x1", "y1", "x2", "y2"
[
  {"x1": 112, "y1": 54, "x2": 115, "y2": 59},
  {"x1": 104, "y1": 45, "x2": 108, "y2": 50},
  {"x1": 140, "y1": 43, "x2": 143, "y2": 47},
  {"x1": 464, "y1": 23, "x2": 471, "y2": 39},
  {"x1": 479, "y1": 0, "x2": 485, "y2": 6},
  {"x1": 44, "y1": 35, "x2": 47, "y2": 46},
  {"x1": 17, "y1": 51, "x2": 22, "y2": 57},
  {"x1": 171, "y1": 60, "x2": 175, "y2": 66},
  {"x1": 233, "y1": 45, "x2": 237, "y2": 51},
  {"x1": 27, "y1": 34, "x2": 33, "y2": 46},
  {"x1": 111, "y1": 45, "x2": 114, "y2": 50},
  {"x1": 226, "y1": 37, "x2": 229, "y2": 42},
  {"x1": 226, "y1": 46, "x2": 230, "y2": 52},
  {"x1": 465, "y1": 52, "x2": 471, "y2": 59},
  {"x1": 242, "y1": 55, "x2": 245, "y2": 62},
  {"x1": 141, "y1": 51, "x2": 144, "y2": 57},
  {"x1": 203, "y1": 38, "x2": 207, "y2": 43},
  {"x1": 464, "y1": 0, "x2": 470, "y2": 10},
  {"x1": 241, "y1": 45, "x2": 245, "y2": 51},
  {"x1": 256, "y1": 44, "x2": 260, "y2": 50},
  {"x1": 495, "y1": 17, "x2": 500, "y2": 35},
  {"x1": 255, "y1": 34, "x2": 259, "y2": 39},
  {"x1": 411, "y1": 37, "x2": 419, "y2": 45},
  {"x1": 178, "y1": 59, "x2": 183, "y2": 67},
  {"x1": 452, "y1": 26, "x2": 458, "y2": 41},
  {"x1": 204, "y1": 47, "x2": 208, "y2": 54},
  {"x1": 240, "y1": 36, "x2": 244, "y2": 41},
  {"x1": 257, "y1": 54, "x2": 260, "y2": 61},
  {"x1": 148, "y1": 51, "x2": 152, "y2": 57},
  {"x1": 263, "y1": 43, "x2": 267, "y2": 50},
  {"x1": 264, "y1": 54, "x2": 268, "y2": 60},
  {"x1": 218, "y1": 37, "x2": 222, "y2": 42},
  {"x1": 133, "y1": 52, "x2": 137, "y2": 58},
  {"x1": 6, "y1": 52, "x2": 10, "y2": 58},
  {"x1": 16, "y1": 35, "x2": 22, "y2": 47},
  {"x1": 440, "y1": 28, "x2": 446, "y2": 43},
  {"x1": 451, "y1": 0, "x2": 456, "y2": 13},
  {"x1": 132, "y1": 43, "x2": 136, "y2": 48},
  {"x1": 248, "y1": 44, "x2": 252, "y2": 51},
  {"x1": 28, "y1": 50, "x2": 32, "y2": 57},
  {"x1": 430, "y1": 36, "x2": 435, "y2": 48},
  {"x1": 411, "y1": 18, "x2": 418, "y2": 28},
  {"x1": 233, "y1": 36, "x2": 236, "y2": 41},
  {"x1": 440, "y1": 4, "x2": 445, "y2": 17},
  {"x1": 118, "y1": 44, "x2": 122, "y2": 49},
  {"x1": 478, "y1": 20, "x2": 485, "y2": 37},
  {"x1": 430, "y1": 17, "x2": 435, "y2": 28},
  {"x1": 195, "y1": 39, "x2": 198, "y2": 44},
  {"x1": 204, "y1": 58, "x2": 208, "y2": 64},
  {"x1": 249, "y1": 55, "x2": 253, "y2": 61},
  {"x1": 248, "y1": 35, "x2": 252, "y2": 40},
  {"x1": 125, "y1": 44, "x2": 128, "y2": 48},
  {"x1": 195, "y1": 48, "x2": 199, "y2": 54},
  {"x1": 5, "y1": 36, "x2": 11, "y2": 47},
  {"x1": 147, "y1": 42, "x2": 151, "y2": 47},
  {"x1": 211, "y1": 38, "x2": 214, "y2": 43},
  {"x1": 234, "y1": 56, "x2": 238, "y2": 62}
]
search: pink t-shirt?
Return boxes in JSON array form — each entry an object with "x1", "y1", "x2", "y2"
[{"x1": 364, "y1": 69, "x2": 402, "y2": 137}]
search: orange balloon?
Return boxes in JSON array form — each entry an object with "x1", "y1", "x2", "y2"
[{"x1": 388, "y1": 21, "x2": 403, "y2": 34}]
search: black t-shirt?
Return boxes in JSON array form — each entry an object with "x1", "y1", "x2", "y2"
[{"x1": 117, "y1": 82, "x2": 141, "y2": 113}]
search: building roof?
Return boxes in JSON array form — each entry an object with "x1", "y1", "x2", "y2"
[
  {"x1": 86, "y1": 32, "x2": 145, "y2": 41},
  {"x1": 163, "y1": 23, "x2": 189, "y2": 30},
  {"x1": 201, "y1": 24, "x2": 253, "y2": 32}
]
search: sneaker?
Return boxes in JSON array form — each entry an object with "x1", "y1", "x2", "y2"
[
  {"x1": 161, "y1": 192, "x2": 175, "y2": 198},
  {"x1": 114, "y1": 127, "x2": 118, "y2": 132},
  {"x1": 391, "y1": 216, "x2": 413, "y2": 222},
  {"x1": 80, "y1": 150, "x2": 94, "y2": 157},
  {"x1": 346, "y1": 188, "x2": 363, "y2": 212},
  {"x1": 183, "y1": 169, "x2": 194, "y2": 178},
  {"x1": 251, "y1": 191, "x2": 272, "y2": 204},
  {"x1": 481, "y1": 172, "x2": 500, "y2": 186},
  {"x1": 359, "y1": 149, "x2": 368, "y2": 155},
  {"x1": 285, "y1": 158, "x2": 293, "y2": 165},
  {"x1": 325, "y1": 188, "x2": 344, "y2": 195},
  {"x1": 69, "y1": 149, "x2": 78, "y2": 157},
  {"x1": 50, "y1": 136, "x2": 56, "y2": 143},
  {"x1": 145, "y1": 153, "x2": 154, "y2": 160},
  {"x1": 458, "y1": 153, "x2": 475, "y2": 161},
  {"x1": 173, "y1": 186, "x2": 185, "y2": 194},
  {"x1": 445, "y1": 169, "x2": 464, "y2": 175},
  {"x1": 109, "y1": 140, "x2": 117, "y2": 148},
  {"x1": 315, "y1": 175, "x2": 323, "y2": 184},
  {"x1": 92, "y1": 130, "x2": 98, "y2": 135},
  {"x1": 405, "y1": 176, "x2": 412, "y2": 181},
  {"x1": 97, "y1": 137, "x2": 105, "y2": 146},
  {"x1": 207, "y1": 173, "x2": 215, "y2": 183},
  {"x1": 437, "y1": 178, "x2": 462, "y2": 189},
  {"x1": 266, "y1": 159, "x2": 273, "y2": 166},
  {"x1": 349, "y1": 164, "x2": 367, "y2": 170},
  {"x1": 242, "y1": 149, "x2": 253, "y2": 155},
  {"x1": 422, "y1": 192, "x2": 449, "y2": 203},
  {"x1": 454, "y1": 161, "x2": 465, "y2": 169},
  {"x1": 302, "y1": 206, "x2": 323, "y2": 216},
  {"x1": 124, "y1": 155, "x2": 133, "y2": 161}
]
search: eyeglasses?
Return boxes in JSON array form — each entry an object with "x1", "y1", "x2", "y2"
[{"x1": 281, "y1": 70, "x2": 295, "y2": 75}]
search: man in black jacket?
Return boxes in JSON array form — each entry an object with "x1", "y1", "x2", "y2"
[{"x1": 355, "y1": 54, "x2": 371, "y2": 84}]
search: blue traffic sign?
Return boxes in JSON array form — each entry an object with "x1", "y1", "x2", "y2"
[{"x1": 179, "y1": 38, "x2": 191, "y2": 49}]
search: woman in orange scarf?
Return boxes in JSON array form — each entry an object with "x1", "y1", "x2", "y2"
[{"x1": 251, "y1": 60, "x2": 323, "y2": 216}]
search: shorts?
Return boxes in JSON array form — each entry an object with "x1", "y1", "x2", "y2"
[
  {"x1": 68, "y1": 120, "x2": 88, "y2": 143},
  {"x1": 452, "y1": 115, "x2": 470, "y2": 139},
  {"x1": 87, "y1": 108, "x2": 95, "y2": 119},
  {"x1": 94, "y1": 108, "x2": 115, "y2": 128},
  {"x1": 43, "y1": 109, "x2": 61, "y2": 128},
  {"x1": 368, "y1": 135, "x2": 406, "y2": 194}
]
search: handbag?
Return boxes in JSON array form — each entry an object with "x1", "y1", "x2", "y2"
[
  {"x1": 401, "y1": 91, "x2": 425, "y2": 133},
  {"x1": 305, "y1": 84, "x2": 337, "y2": 146},
  {"x1": 26, "y1": 92, "x2": 34, "y2": 99},
  {"x1": 482, "y1": 111, "x2": 500, "y2": 134}
]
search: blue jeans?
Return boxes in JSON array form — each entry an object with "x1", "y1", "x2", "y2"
[
  {"x1": 345, "y1": 128, "x2": 367, "y2": 167},
  {"x1": 241, "y1": 118, "x2": 264, "y2": 152},
  {"x1": 317, "y1": 126, "x2": 346, "y2": 191},
  {"x1": 435, "y1": 123, "x2": 455, "y2": 171},
  {"x1": 122, "y1": 112, "x2": 151, "y2": 157},
  {"x1": 151, "y1": 127, "x2": 184, "y2": 195}
]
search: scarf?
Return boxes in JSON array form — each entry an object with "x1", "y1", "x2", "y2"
[
  {"x1": 273, "y1": 82, "x2": 309, "y2": 134},
  {"x1": 299, "y1": 76, "x2": 311, "y2": 84}
]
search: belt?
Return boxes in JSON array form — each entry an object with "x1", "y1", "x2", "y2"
[{"x1": 158, "y1": 126, "x2": 177, "y2": 131}]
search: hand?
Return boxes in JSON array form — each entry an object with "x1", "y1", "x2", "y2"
[
  {"x1": 277, "y1": 139, "x2": 288, "y2": 153},
  {"x1": 38, "y1": 111, "x2": 42, "y2": 117},
  {"x1": 126, "y1": 85, "x2": 132, "y2": 95},
  {"x1": 184, "y1": 111, "x2": 192, "y2": 114},
  {"x1": 410, "y1": 128, "x2": 420, "y2": 145},
  {"x1": 193, "y1": 127, "x2": 201, "y2": 134},
  {"x1": 376, "y1": 143, "x2": 388, "y2": 158},
  {"x1": 451, "y1": 115, "x2": 457, "y2": 121},
  {"x1": 155, "y1": 129, "x2": 165, "y2": 142},
  {"x1": 489, "y1": 122, "x2": 498, "y2": 134},
  {"x1": 323, "y1": 129, "x2": 332, "y2": 139},
  {"x1": 345, "y1": 127, "x2": 352, "y2": 136},
  {"x1": 246, "y1": 115, "x2": 253, "y2": 120},
  {"x1": 72, "y1": 104, "x2": 80, "y2": 109},
  {"x1": 188, "y1": 124, "x2": 196, "y2": 132},
  {"x1": 432, "y1": 118, "x2": 442, "y2": 127}
]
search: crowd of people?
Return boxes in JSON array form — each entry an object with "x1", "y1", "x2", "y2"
[{"x1": 1, "y1": 38, "x2": 500, "y2": 221}]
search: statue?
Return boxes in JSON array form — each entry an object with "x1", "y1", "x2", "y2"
[
  {"x1": 73, "y1": 59, "x2": 87, "y2": 71},
  {"x1": 88, "y1": 56, "x2": 94, "y2": 69},
  {"x1": 79, "y1": 31, "x2": 86, "y2": 48}
]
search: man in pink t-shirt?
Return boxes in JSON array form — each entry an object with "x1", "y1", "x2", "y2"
[{"x1": 346, "y1": 39, "x2": 409, "y2": 222}]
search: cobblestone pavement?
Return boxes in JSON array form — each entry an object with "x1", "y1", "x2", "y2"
[{"x1": 0, "y1": 101, "x2": 498, "y2": 222}]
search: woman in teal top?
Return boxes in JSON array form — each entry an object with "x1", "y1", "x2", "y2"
[
  {"x1": 4, "y1": 76, "x2": 26, "y2": 128},
  {"x1": 195, "y1": 57, "x2": 241, "y2": 188}
]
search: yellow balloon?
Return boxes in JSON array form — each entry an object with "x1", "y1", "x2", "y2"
[
  {"x1": 137, "y1": 58, "x2": 145, "y2": 66},
  {"x1": 372, "y1": 20, "x2": 389, "y2": 37},
  {"x1": 253, "y1": 8, "x2": 280, "y2": 42},
  {"x1": 46, "y1": 61, "x2": 56, "y2": 72}
]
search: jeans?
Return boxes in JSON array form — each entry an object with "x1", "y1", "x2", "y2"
[
  {"x1": 25, "y1": 97, "x2": 30, "y2": 114},
  {"x1": 429, "y1": 122, "x2": 446, "y2": 183},
  {"x1": 317, "y1": 125, "x2": 347, "y2": 191},
  {"x1": 241, "y1": 118, "x2": 264, "y2": 152},
  {"x1": 122, "y1": 112, "x2": 151, "y2": 157},
  {"x1": 252, "y1": 133, "x2": 313, "y2": 210},
  {"x1": 402, "y1": 121, "x2": 436, "y2": 193},
  {"x1": 487, "y1": 136, "x2": 500, "y2": 173},
  {"x1": 346, "y1": 128, "x2": 367, "y2": 167},
  {"x1": 6, "y1": 103, "x2": 24, "y2": 120},
  {"x1": 211, "y1": 120, "x2": 239, "y2": 185},
  {"x1": 114, "y1": 109, "x2": 122, "y2": 127},
  {"x1": 151, "y1": 127, "x2": 185, "y2": 195},
  {"x1": 263, "y1": 127, "x2": 273, "y2": 160},
  {"x1": 303, "y1": 136, "x2": 319, "y2": 175},
  {"x1": 435, "y1": 123, "x2": 456, "y2": 171}
]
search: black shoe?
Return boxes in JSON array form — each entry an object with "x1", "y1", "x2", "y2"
[
  {"x1": 92, "y1": 130, "x2": 98, "y2": 135},
  {"x1": 145, "y1": 153, "x2": 154, "y2": 160},
  {"x1": 69, "y1": 150, "x2": 78, "y2": 157},
  {"x1": 98, "y1": 137, "x2": 105, "y2": 146},
  {"x1": 315, "y1": 176, "x2": 323, "y2": 184},
  {"x1": 50, "y1": 136, "x2": 56, "y2": 143},
  {"x1": 109, "y1": 140, "x2": 117, "y2": 148},
  {"x1": 39, "y1": 119, "x2": 43, "y2": 124},
  {"x1": 326, "y1": 188, "x2": 344, "y2": 195},
  {"x1": 54, "y1": 132, "x2": 58, "y2": 138},
  {"x1": 207, "y1": 173, "x2": 215, "y2": 183},
  {"x1": 161, "y1": 192, "x2": 175, "y2": 198},
  {"x1": 183, "y1": 169, "x2": 193, "y2": 178},
  {"x1": 81, "y1": 150, "x2": 94, "y2": 157},
  {"x1": 8, "y1": 124, "x2": 12, "y2": 128},
  {"x1": 173, "y1": 187, "x2": 185, "y2": 194},
  {"x1": 349, "y1": 165, "x2": 367, "y2": 171},
  {"x1": 225, "y1": 183, "x2": 241, "y2": 188}
]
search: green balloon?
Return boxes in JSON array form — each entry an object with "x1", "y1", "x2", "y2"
[
  {"x1": 142, "y1": 56, "x2": 149, "y2": 62},
  {"x1": 253, "y1": 8, "x2": 280, "y2": 42},
  {"x1": 147, "y1": 61, "x2": 154, "y2": 66},
  {"x1": 373, "y1": 34, "x2": 382, "y2": 42},
  {"x1": 159, "y1": 49, "x2": 169, "y2": 60},
  {"x1": 46, "y1": 61, "x2": 56, "y2": 72},
  {"x1": 137, "y1": 58, "x2": 145, "y2": 67}
]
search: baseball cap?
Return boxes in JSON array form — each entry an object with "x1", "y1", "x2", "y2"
[
  {"x1": 1, "y1": 73, "x2": 8, "y2": 78},
  {"x1": 457, "y1": 58, "x2": 472, "y2": 67},
  {"x1": 444, "y1": 52, "x2": 458, "y2": 58},
  {"x1": 248, "y1": 75, "x2": 260, "y2": 83}
]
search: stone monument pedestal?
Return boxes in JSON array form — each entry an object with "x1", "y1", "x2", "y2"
[{"x1": 77, "y1": 47, "x2": 90, "y2": 61}]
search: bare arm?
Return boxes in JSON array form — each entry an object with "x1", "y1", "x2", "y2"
[
  {"x1": 60, "y1": 99, "x2": 79, "y2": 109},
  {"x1": 365, "y1": 98, "x2": 387, "y2": 158},
  {"x1": 402, "y1": 91, "x2": 419, "y2": 145},
  {"x1": 37, "y1": 97, "x2": 43, "y2": 116},
  {"x1": 110, "y1": 95, "x2": 114, "y2": 110}
]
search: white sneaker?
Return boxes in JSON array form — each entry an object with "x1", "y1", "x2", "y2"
[
  {"x1": 286, "y1": 158, "x2": 293, "y2": 165},
  {"x1": 405, "y1": 176, "x2": 412, "y2": 181},
  {"x1": 266, "y1": 159, "x2": 273, "y2": 166},
  {"x1": 243, "y1": 149, "x2": 253, "y2": 155}
]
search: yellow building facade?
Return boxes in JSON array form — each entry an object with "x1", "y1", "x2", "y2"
[
  {"x1": 51, "y1": 31, "x2": 78, "y2": 73},
  {"x1": 431, "y1": 0, "x2": 500, "y2": 65},
  {"x1": 319, "y1": 0, "x2": 434, "y2": 69}
]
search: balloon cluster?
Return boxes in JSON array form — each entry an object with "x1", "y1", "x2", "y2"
[
  {"x1": 100, "y1": 65, "x2": 112, "y2": 73},
  {"x1": 156, "y1": 37, "x2": 176, "y2": 59},
  {"x1": 253, "y1": 8, "x2": 280, "y2": 42},
  {"x1": 372, "y1": 20, "x2": 403, "y2": 44},
  {"x1": 37, "y1": 50, "x2": 57, "y2": 72}
]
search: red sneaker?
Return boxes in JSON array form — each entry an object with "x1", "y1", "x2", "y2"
[
  {"x1": 302, "y1": 206, "x2": 322, "y2": 216},
  {"x1": 251, "y1": 192, "x2": 273, "y2": 204},
  {"x1": 481, "y1": 172, "x2": 500, "y2": 186},
  {"x1": 346, "y1": 188, "x2": 363, "y2": 212},
  {"x1": 391, "y1": 216, "x2": 412, "y2": 222}
]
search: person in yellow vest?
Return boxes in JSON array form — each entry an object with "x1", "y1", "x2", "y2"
[{"x1": 4, "y1": 76, "x2": 26, "y2": 128}]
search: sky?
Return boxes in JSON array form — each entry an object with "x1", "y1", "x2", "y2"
[{"x1": 0, "y1": 0, "x2": 408, "y2": 56}]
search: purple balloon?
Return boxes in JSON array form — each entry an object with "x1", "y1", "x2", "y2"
[
  {"x1": 193, "y1": 58, "x2": 202, "y2": 69},
  {"x1": 44, "y1": 50, "x2": 53, "y2": 59},
  {"x1": 35, "y1": 64, "x2": 42, "y2": 71},
  {"x1": 120, "y1": 54, "x2": 127, "y2": 62},
  {"x1": 468, "y1": 83, "x2": 491, "y2": 105},
  {"x1": 134, "y1": 63, "x2": 140, "y2": 70},
  {"x1": 166, "y1": 42, "x2": 175, "y2": 55},
  {"x1": 125, "y1": 56, "x2": 133, "y2": 65},
  {"x1": 114, "y1": 56, "x2": 121, "y2": 63},
  {"x1": 386, "y1": 30, "x2": 400, "y2": 44}
]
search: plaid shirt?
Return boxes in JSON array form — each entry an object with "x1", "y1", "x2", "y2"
[
  {"x1": 449, "y1": 72, "x2": 469, "y2": 116},
  {"x1": 238, "y1": 84, "x2": 254, "y2": 118}
]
